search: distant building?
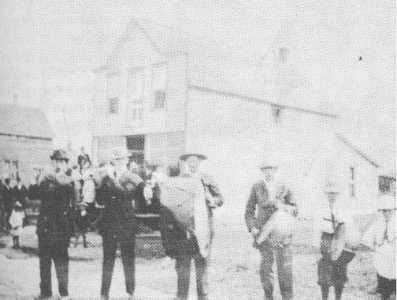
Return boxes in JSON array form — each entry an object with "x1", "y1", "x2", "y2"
[
  {"x1": 91, "y1": 18, "x2": 382, "y2": 216},
  {"x1": 0, "y1": 104, "x2": 54, "y2": 183}
]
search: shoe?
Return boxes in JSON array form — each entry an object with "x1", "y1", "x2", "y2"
[
  {"x1": 127, "y1": 293, "x2": 134, "y2": 300},
  {"x1": 34, "y1": 295, "x2": 52, "y2": 300}
]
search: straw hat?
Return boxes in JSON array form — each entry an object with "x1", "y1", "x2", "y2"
[
  {"x1": 377, "y1": 194, "x2": 396, "y2": 211},
  {"x1": 179, "y1": 153, "x2": 207, "y2": 161}
]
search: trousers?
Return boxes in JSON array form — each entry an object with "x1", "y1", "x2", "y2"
[
  {"x1": 100, "y1": 234, "x2": 136, "y2": 297},
  {"x1": 38, "y1": 239, "x2": 69, "y2": 297},
  {"x1": 175, "y1": 254, "x2": 209, "y2": 300},
  {"x1": 259, "y1": 242, "x2": 293, "y2": 300}
]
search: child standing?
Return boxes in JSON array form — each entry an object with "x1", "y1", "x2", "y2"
[
  {"x1": 9, "y1": 201, "x2": 25, "y2": 249},
  {"x1": 362, "y1": 194, "x2": 396, "y2": 300},
  {"x1": 317, "y1": 182, "x2": 355, "y2": 300}
]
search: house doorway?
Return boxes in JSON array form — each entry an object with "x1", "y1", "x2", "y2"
[{"x1": 126, "y1": 135, "x2": 145, "y2": 164}]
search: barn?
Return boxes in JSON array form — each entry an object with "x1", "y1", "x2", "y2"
[
  {"x1": 0, "y1": 104, "x2": 54, "y2": 184},
  {"x1": 91, "y1": 18, "x2": 381, "y2": 219}
]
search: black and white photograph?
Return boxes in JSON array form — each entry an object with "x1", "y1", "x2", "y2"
[{"x1": 0, "y1": 1, "x2": 395, "y2": 299}]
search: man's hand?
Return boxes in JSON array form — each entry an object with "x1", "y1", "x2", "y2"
[{"x1": 251, "y1": 227, "x2": 260, "y2": 238}]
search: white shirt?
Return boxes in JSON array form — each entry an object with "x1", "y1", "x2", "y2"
[{"x1": 362, "y1": 214, "x2": 396, "y2": 279}]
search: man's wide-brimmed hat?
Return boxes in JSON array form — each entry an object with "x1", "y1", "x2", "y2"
[
  {"x1": 50, "y1": 149, "x2": 69, "y2": 162},
  {"x1": 377, "y1": 194, "x2": 396, "y2": 211},
  {"x1": 179, "y1": 153, "x2": 207, "y2": 161}
]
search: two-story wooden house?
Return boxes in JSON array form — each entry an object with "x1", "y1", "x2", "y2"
[{"x1": 91, "y1": 18, "x2": 381, "y2": 216}]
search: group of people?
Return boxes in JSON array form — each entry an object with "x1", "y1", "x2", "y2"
[
  {"x1": 0, "y1": 176, "x2": 29, "y2": 248},
  {"x1": 25, "y1": 148, "x2": 221, "y2": 300},
  {"x1": 1, "y1": 146, "x2": 395, "y2": 300},
  {"x1": 245, "y1": 159, "x2": 396, "y2": 300}
]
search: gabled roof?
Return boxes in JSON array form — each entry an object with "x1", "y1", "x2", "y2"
[
  {"x1": 0, "y1": 104, "x2": 54, "y2": 140},
  {"x1": 336, "y1": 133, "x2": 379, "y2": 168},
  {"x1": 99, "y1": 17, "x2": 337, "y2": 118}
]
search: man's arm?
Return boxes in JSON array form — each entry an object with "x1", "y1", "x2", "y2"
[
  {"x1": 279, "y1": 187, "x2": 298, "y2": 217},
  {"x1": 245, "y1": 184, "x2": 258, "y2": 233},
  {"x1": 202, "y1": 175, "x2": 224, "y2": 207}
]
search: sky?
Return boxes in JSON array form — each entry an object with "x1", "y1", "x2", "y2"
[{"x1": 0, "y1": 0, "x2": 395, "y2": 169}]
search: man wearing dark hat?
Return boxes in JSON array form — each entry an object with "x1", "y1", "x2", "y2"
[
  {"x1": 165, "y1": 153, "x2": 223, "y2": 300},
  {"x1": 245, "y1": 158, "x2": 297, "y2": 300},
  {"x1": 30, "y1": 149, "x2": 74, "y2": 299},
  {"x1": 96, "y1": 147, "x2": 146, "y2": 300}
]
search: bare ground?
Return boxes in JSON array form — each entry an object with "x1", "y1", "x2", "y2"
[{"x1": 0, "y1": 221, "x2": 380, "y2": 300}]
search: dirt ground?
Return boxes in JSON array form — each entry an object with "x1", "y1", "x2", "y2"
[{"x1": 0, "y1": 220, "x2": 381, "y2": 300}]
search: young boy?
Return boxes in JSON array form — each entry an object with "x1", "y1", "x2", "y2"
[
  {"x1": 317, "y1": 182, "x2": 355, "y2": 300},
  {"x1": 362, "y1": 194, "x2": 396, "y2": 300},
  {"x1": 9, "y1": 201, "x2": 25, "y2": 249}
]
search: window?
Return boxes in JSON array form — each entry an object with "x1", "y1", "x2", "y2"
[
  {"x1": 128, "y1": 68, "x2": 144, "y2": 103},
  {"x1": 126, "y1": 68, "x2": 144, "y2": 123},
  {"x1": 349, "y1": 167, "x2": 355, "y2": 197},
  {"x1": 379, "y1": 176, "x2": 396, "y2": 194},
  {"x1": 152, "y1": 63, "x2": 167, "y2": 109},
  {"x1": 108, "y1": 97, "x2": 119, "y2": 114},
  {"x1": 106, "y1": 73, "x2": 120, "y2": 114},
  {"x1": 279, "y1": 47, "x2": 289, "y2": 63},
  {"x1": 272, "y1": 104, "x2": 282, "y2": 124},
  {"x1": 154, "y1": 90, "x2": 166, "y2": 109}
]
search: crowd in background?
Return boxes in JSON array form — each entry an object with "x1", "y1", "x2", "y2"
[{"x1": 0, "y1": 147, "x2": 180, "y2": 249}]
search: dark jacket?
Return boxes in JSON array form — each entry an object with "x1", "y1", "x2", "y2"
[
  {"x1": 3, "y1": 184, "x2": 14, "y2": 212},
  {"x1": 96, "y1": 175, "x2": 143, "y2": 240},
  {"x1": 30, "y1": 173, "x2": 74, "y2": 246},
  {"x1": 245, "y1": 180, "x2": 296, "y2": 233},
  {"x1": 12, "y1": 185, "x2": 28, "y2": 207}
]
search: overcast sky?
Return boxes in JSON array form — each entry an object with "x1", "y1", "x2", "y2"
[{"x1": 0, "y1": 0, "x2": 395, "y2": 168}]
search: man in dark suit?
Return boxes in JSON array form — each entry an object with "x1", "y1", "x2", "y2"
[
  {"x1": 3, "y1": 177, "x2": 13, "y2": 229},
  {"x1": 12, "y1": 177, "x2": 28, "y2": 208},
  {"x1": 96, "y1": 148, "x2": 146, "y2": 300},
  {"x1": 245, "y1": 159, "x2": 298, "y2": 300},
  {"x1": 30, "y1": 149, "x2": 74, "y2": 300}
]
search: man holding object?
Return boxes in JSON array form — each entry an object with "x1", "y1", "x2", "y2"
[{"x1": 245, "y1": 158, "x2": 297, "y2": 300}]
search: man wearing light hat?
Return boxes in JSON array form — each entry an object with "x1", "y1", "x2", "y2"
[
  {"x1": 245, "y1": 157, "x2": 297, "y2": 300},
  {"x1": 317, "y1": 181, "x2": 355, "y2": 300},
  {"x1": 168, "y1": 153, "x2": 224, "y2": 300},
  {"x1": 96, "y1": 147, "x2": 145, "y2": 300},
  {"x1": 362, "y1": 194, "x2": 396, "y2": 300}
]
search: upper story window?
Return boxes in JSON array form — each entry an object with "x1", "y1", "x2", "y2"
[
  {"x1": 128, "y1": 68, "x2": 144, "y2": 103},
  {"x1": 106, "y1": 73, "x2": 120, "y2": 114},
  {"x1": 349, "y1": 167, "x2": 356, "y2": 197},
  {"x1": 379, "y1": 176, "x2": 396, "y2": 194},
  {"x1": 278, "y1": 47, "x2": 289, "y2": 64},
  {"x1": 108, "y1": 97, "x2": 119, "y2": 114},
  {"x1": 152, "y1": 63, "x2": 167, "y2": 109},
  {"x1": 271, "y1": 104, "x2": 283, "y2": 124}
]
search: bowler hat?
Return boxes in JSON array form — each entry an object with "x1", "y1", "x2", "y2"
[
  {"x1": 50, "y1": 149, "x2": 69, "y2": 162},
  {"x1": 179, "y1": 153, "x2": 207, "y2": 161}
]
